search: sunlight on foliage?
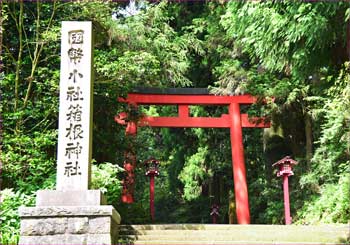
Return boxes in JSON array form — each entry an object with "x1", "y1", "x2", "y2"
[
  {"x1": 179, "y1": 147, "x2": 211, "y2": 201},
  {"x1": 91, "y1": 162, "x2": 124, "y2": 204},
  {"x1": 0, "y1": 189, "x2": 35, "y2": 245}
]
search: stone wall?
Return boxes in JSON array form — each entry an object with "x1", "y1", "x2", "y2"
[{"x1": 19, "y1": 206, "x2": 120, "y2": 245}]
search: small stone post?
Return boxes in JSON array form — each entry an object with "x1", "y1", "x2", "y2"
[{"x1": 19, "y1": 22, "x2": 121, "y2": 245}]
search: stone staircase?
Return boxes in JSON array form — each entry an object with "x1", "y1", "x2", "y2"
[{"x1": 118, "y1": 224, "x2": 349, "y2": 244}]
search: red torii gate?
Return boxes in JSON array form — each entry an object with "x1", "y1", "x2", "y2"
[{"x1": 115, "y1": 88, "x2": 270, "y2": 224}]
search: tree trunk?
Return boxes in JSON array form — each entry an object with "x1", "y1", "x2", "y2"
[
  {"x1": 0, "y1": 0, "x2": 3, "y2": 191},
  {"x1": 263, "y1": 128, "x2": 273, "y2": 185},
  {"x1": 304, "y1": 111, "x2": 313, "y2": 168},
  {"x1": 14, "y1": 1, "x2": 24, "y2": 114},
  {"x1": 347, "y1": 19, "x2": 350, "y2": 61},
  {"x1": 228, "y1": 194, "x2": 236, "y2": 224}
]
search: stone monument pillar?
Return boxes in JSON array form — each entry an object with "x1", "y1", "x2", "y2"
[{"x1": 19, "y1": 21, "x2": 120, "y2": 245}]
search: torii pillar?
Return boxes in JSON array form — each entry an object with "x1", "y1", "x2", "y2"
[
  {"x1": 121, "y1": 103, "x2": 137, "y2": 203},
  {"x1": 229, "y1": 103, "x2": 250, "y2": 223},
  {"x1": 115, "y1": 88, "x2": 270, "y2": 224}
]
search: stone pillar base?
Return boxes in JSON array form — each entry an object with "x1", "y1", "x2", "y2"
[
  {"x1": 19, "y1": 206, "x2": 121, "y2": 245},
  {"x1": 36, "y1": 190, "x2": 107, "y2": 206}
]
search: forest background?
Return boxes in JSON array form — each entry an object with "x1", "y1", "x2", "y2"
[{"x1": 1, "y1": 1, "x2": 349, "y2": 244}]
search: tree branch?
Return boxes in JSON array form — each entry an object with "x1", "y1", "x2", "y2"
[
  {"x1": 2, "y1": 44, "x2": 17, "y2": 64},
  {"x1": 7, "y1": 2, "x2": 19, "y2": 30},
  {"x1": 14, "y1": 0, "x2": 24, "y2": 118},
  {"x1": 22, "y1": 0, "x2": 58, "y2": 111}
]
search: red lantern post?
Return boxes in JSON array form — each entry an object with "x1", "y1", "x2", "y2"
[
  {"x1": 210, "y1": 204, "x2": 220, "y2": 224},
  {"x1": 145, "y1": 158, "x2": 160, "y2": 221},
  {"x1": 273, "y1": 156, "x2": 298, "y2": 225}
]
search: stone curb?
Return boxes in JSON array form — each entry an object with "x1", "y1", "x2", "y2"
[{"x1": 19, "y1": 205, "x2": 121, "y2": 224}]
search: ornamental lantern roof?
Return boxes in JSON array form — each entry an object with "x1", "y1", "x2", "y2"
[
  {"x1": 272, "y1": 156, "x2": 298, "y2": 167},
  {"x1": 210, "y1": 204, "x2": 220, "y2": 216},
  {"x1": 272, "y1": 156, "x2": 298, "y2": 177},
  {"x1": 144, "y1": 158, "x2": 160, "y2": 176}
]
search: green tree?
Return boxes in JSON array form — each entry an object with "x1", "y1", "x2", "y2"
[{"x1": 1, "y1": 2, "x2": 349, "y2": 242}]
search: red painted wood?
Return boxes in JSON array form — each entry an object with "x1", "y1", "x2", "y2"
[
  {"x1": 140, "y1": 115, "x2": 230, "y2": 128},
  {"x1": 150, "y1": 175, "x2": 155, "y2": 221},
  {"x1": 115, "y1": 112, "x2": 127, "y2": 125},
  {"x1": 119, "y1": 94, "x2": 257, "y2": 105},
  {"x1": 117, "y1": 92, "x2": 269, "y2": 223},
  {"x1": 121, "y1": 119, "x2": 137, "y2": 204},
  {"x1": 283, "y1": 175, "x2": 292, "y2": 225},
  {"x1": 115, "y1": 114, "x2": 269, "y2": 128},
  {"x1": 126, "y1": 121, "x2": 137, "y2": 134},
  {"x1": 212, "y1": 215, "x2": 217, "y2": 224},
  {"x1": 178, "y1": 105, "x2": 189, "y2": 118},
  {"x1": 229, "y1": 103, "x2": 250, "y2": 224}
]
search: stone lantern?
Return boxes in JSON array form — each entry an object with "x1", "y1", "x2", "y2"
[
  {"x1": 273, "y1": 156, "x2": 298, "y2": 225},
  {"x1": 144, "y1": 158, "x2": 160, "y2": 221}
]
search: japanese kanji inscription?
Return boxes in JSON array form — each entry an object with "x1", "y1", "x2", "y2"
[{"x1": 57, "y1": 22, "x2": 93, "y2": 191}]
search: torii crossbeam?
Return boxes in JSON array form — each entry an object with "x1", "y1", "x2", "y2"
[{"x1": 115, "y1": 88, "x2": 270, "y2": 224}]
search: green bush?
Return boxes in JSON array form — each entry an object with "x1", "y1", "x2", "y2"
[
  {"x1": 296, "y1": 174, "x2": 350, "y2": 224},
  {"x1": 91, "y1": 162, "x2": 124, "y2": 204},
  {"x1": 1, "y1": 130, "x2": 57, "y2": 193},
  {"x1": 0, "y1": 189, "x2": 35, "y2": 245},
  {"x1": 0, "y1": 162, "x2": 122, "y2": 245}
]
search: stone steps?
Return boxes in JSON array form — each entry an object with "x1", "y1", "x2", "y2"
[
  {"x1": 117, "y1": 224, "x2": 350, "y2": 245},
  {"x1": 118, "y1": 241, "x2": 345, "y2": 245}
]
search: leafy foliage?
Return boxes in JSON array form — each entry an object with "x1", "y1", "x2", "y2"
[
  {"x1": 91, "y1": 162, "x2": 124, "y2": 204},
  {"x1": 179, "y1": 146, "x2": 210, "y2": 201},
  {"x1": 0, "y1": 189, "x2": 35, "y2": 245},
  {"x1": 297, "y1": 175, "x2": 350, "y2": 224},
  {"x1": 1, "y1": 2, "x2": 349, "y2": 242},
  {"x1": 221, "y1": 2, "x2": 345, "y2": 79},
  {"x1": 1, "y1": 131, "x2": 57, "y2": 192},
  {"x1": 94, "y1": 1, "x2": 203, "y2": 89}
]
